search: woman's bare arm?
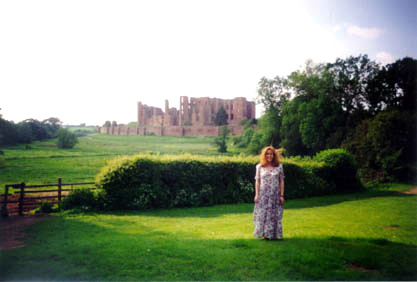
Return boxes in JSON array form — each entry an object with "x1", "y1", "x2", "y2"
[{"x1": 254, "y1": 178, "x2": 260, "y2": 203}]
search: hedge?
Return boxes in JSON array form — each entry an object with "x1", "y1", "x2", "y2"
[{"x1": 95, "y1": 149, "x2": 362, "y2": 210}]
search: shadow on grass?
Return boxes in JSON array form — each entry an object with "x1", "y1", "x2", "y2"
[
  {"x1": 1, "y1": 216, "x2": 416, "y2": 281},
  {"x1": 283, "y1": 189, "x2": 416, "y2": 210}
]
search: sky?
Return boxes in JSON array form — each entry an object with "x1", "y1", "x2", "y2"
[{"x1": 0, "y1": 0, "x2": 416, "y2": 126}]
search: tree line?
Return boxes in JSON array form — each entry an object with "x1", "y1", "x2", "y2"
[
  {"x1": 234, "y1": 55, "x2": 416, "y2": 182},
  {"x1": 0, "y1": 114, "x2": 79, "y2": 149},
  {"x1": 0, "y1": 114, "x2": 62, "y2": 146}
]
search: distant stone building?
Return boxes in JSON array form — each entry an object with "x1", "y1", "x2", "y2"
[{"x1": 99, "y1": 96, "x2": 256, "y2": 137}]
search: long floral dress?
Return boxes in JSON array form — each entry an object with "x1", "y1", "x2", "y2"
[{"x1": 253, "y1": 163, "x2": 285, "y2": 239}]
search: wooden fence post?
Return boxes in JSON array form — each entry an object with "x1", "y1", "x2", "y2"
[
  {"x1": 58, "y1": 177, "x2": 62, "y2": 209},
  {"x1": 1, "y1": 185, "x2": 9, "y2": 217},
  {"x1": 18, "y1": 182, "x2": 25, "y2": 216}
]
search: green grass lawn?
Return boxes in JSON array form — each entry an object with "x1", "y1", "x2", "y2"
[
  {"x1": 0, "y1": 134, "x2": 238, "y2": 192},
  {"x1": 1, "y1": 183, "x2": 416, "y2": 281}
]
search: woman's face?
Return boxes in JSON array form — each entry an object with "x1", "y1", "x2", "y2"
[{"x1": 265, "y1": 149, "x2": 274, "y2": 163}]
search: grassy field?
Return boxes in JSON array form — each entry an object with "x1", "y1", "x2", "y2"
[
  {"x1": 0, "y1": 134, "x2": 234, "y2": 192},
  {"x1": 1, "y1": 183, "x2": 416, "y2": 281}
]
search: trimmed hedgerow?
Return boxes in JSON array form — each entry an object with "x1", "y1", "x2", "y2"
[
  {"x1": 313, "y1": 148, "x2": 362, "y2": 193},
  {"x1": 95, "y1": 150, "x2": 362, "y2": 210}
]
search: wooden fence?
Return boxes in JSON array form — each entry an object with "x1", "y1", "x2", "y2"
[{"x1": 0, "y1": 178, "x2": 95, "y2": 217}]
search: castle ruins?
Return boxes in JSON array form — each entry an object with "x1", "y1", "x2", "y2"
[{"x1": 98, "y1": 96, "x2": 256, "y2": 137}]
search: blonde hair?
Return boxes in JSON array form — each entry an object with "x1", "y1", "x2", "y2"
[{"x1": 260, "y1": 146, "x2": 283, "y2": 167}]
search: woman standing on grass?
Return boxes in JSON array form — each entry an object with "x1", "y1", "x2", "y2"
[{"x1": 253, "y1": 146, "x2": 285, "y2": 240}]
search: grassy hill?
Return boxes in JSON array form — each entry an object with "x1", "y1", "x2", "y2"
[{"x1": 0, "y1": 134, "x2": 238, "y2": 192}]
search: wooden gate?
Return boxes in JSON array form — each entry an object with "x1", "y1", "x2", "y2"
[{"x1": 0, "y1": 178, "x2": 95, "y2": 216}]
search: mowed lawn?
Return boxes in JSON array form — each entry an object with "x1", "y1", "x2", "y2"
[
  {"x1": 1, "y1": 184, "x2": 416, "y2": 281},
  {"x1": 0, "y1": 134, "x2": 225, "y2": 192}
]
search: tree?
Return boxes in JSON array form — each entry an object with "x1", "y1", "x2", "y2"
[
  {"x1": 257, "y1": 109, "x2": 282, "y2": 147},
  {"x1": 279, "y1": 97, "x2": 310, "y2": 156},
  {"x1": 289, "y1": 60, "x2": 335, "y2": 101},
  {"x1": 279, "y1": 57, "x2": 377, "y2": 155},
  {"x1": 298, "y1": 95, "x2": 345, "y2": 153},
  {"x1": 0, "y1": 118, "x2": 19, "y2": 146},
  {"x1": 326, "y1": 55, "x2": 380, "y2": 116},
  {"x1": 342, "y1": 109, "x2": 416, "y2": 181},
  {"x1": 213, "y1": 125, "x2": 230, "y2": 153},
  {"x1": 256, "y1": 76, "x2": 291, "y2": 113},
  {"x1": 16, "y1": 122, "x2": 33, "y2": 143},
  {"x1": 20, "y1": 119, "x2": 50, "y2": 140},
  {"x1": 214, "y1": 106, "x2": 228, "y2": 126},
  {"x1": 367, "y1": 57, "x2": 417, "y2": 113},
  {"x1": 42, "y1": 117, "x2": 62, "y2": 137},
  {"x1": 251, "y1": 75, "x2": 291, "y2": 153},
  {"x1": 387, "y1": 57, "x2": 417, "y2": 112},
  {"x1": 56, "y1": 128, "x2": 78, "y2": 149}
]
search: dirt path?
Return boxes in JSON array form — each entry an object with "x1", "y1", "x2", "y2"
[
  {"x1": 0, "y1": 215, "x2": 52, "y2": 250},
  {"x1": 400, "y1": 187, "x2": 417, "y2": 194}
]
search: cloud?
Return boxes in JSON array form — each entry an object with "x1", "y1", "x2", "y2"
[
  {"x1": 376, "y1": 51, "x2": 395, "y2": 65},
  {"x1": 346, "y1": 24, "x2": 383, "y2": 39}
]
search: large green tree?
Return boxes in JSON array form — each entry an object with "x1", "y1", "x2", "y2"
[
  {"x1": 256, "y1": 76, "x2": 291, "y2": 113},
  {"x1": 251, "y1": 54, "x2": 416, "y2": 181},
  {"x1": 298, "y1": 95, "x2": 344, "y2": 153},
  {"x1": 42, "y1": 117, "x2": 62, "y2": 137},
  {"x1": 366, "y1": 57, "x2": 417, "y2": 113},
  {"x1": 278, "y1": 61, "x2": 345, "y2": 155},
  {"x1": 247, "y1": 76, "x2": 291, "y2": 153},
  {"x1": 279, "y1": 97, "x2": 310, "y2": 156}
]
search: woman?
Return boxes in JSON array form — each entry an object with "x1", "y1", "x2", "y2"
[{"x1": 253, "y1": 146, "x2": 285, "y2": 240}]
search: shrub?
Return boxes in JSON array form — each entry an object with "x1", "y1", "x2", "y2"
[
  {"x1": 247, "y1": 132, "x2": 263, "y2": 154},
  {"x1": 56, "y1": 128, "x2": 78, "y2": 149},
  {"x1": 313, "y1": 149, "x2": 362, "y2": 193},
  {"x1": 233, "y1": 128, "x2": 255, "y2": 148},
  {"x1": 61, "y1": 188, "x2": 99, "y2": 211},
  {"x1": 96, "y1": 150, "x2": 361, "y2": 211},
  {"x1": 36, "y1": 200, "x2": 55, "y2": 213}
]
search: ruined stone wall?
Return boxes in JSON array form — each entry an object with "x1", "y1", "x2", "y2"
[
  {"x1": 138, "y1": 96, "x2": 255, "y2": 128},
  {"x1": 137, "y1": 102, "x2": 164, "y2": 127},
  {"x1": 180, "y1": 96, "x2": 255, "y2": 127},
  {"x1": 100, "y1": 96, "x2": 254, "y2": 137},
  {"x1": 98, "y1": 125, "x2": 244, "y2": 137}
]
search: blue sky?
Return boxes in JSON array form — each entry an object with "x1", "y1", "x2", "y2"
[
  {"x1": 306, "y1": 0, "x2": 416, "y2": 60},
  {"x1": 0, "y1": 0, "x2": 415, "y2": 125}
]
